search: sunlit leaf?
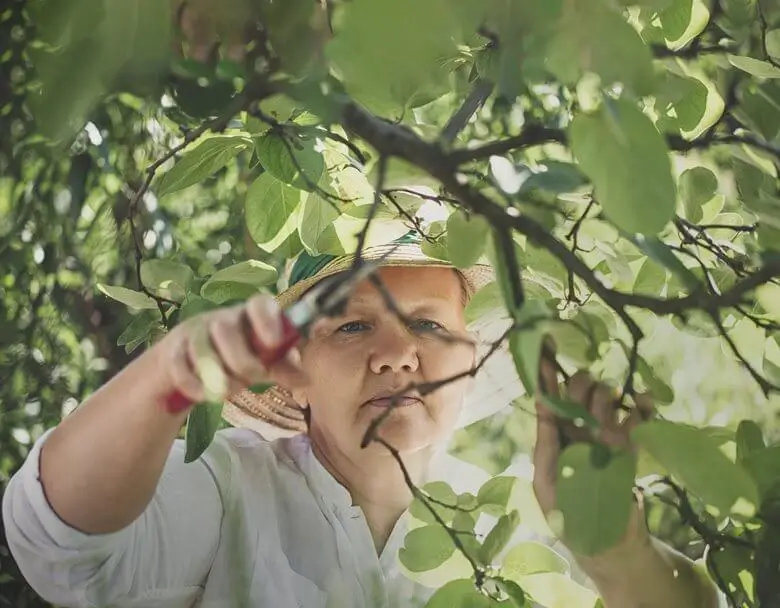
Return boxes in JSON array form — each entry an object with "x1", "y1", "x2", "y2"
[
  {"x1": 556, "y1": 443, "x2": 637, "y2": 556},
  {"x1": 477, "y1": 476, "x2": 517, "y2": 517},
  {"x1": 501, "y1": 541, "x2": 570, "y2": 579},
  {"x1": 447, "y1": 211, "x2": 489, "y2": 269},
  {"x1": 97, "y1": 284, "x2": 159, "y2": 310},
  {"x1": 245, "y1": 172, "x2": 305, "y2": 252},
  {"x1": 736, "y1": 420, "x2": 765, "y2": 462},
  {"x1": 728, "y1": 55, "x2": 780, "y2": 79},
  {"x1": 117, "y1": 310, "x2": 159, "y2": 354},
  {"x1": 547, "y1": 0, "x2": 656, "y2": 95},
  {"x1": 399, "y1": 525, "x2": 455, "y2": 572},
  {"x1": 509, "y1": 300, "x2": 551, "y2": 395},
  {"x1": 410, "y1": 481, "x2": 459, "y2": 525},
  {"x1": 140, "y1": 259, "x2": 194, "y2": 302},
  {"x1": 481, "y1": 510, "x2": 520, "y2": 564},
  {"x1": 632, "y1": 420, "x2": 759, "y2": 516},
  {"x1": 155, "y1": 136, "x2": 251, "y2": 198},
  {"x1": 254, "y1": 132, "x2": 325, "y2": 191},
  {"x1": 423, "y1": 579, "x2": 495, "y2": 608},
  {"x1": 326, "y1": 0, "x2": 479, "y2": 113},
  {"x1": 569, "y1": 98, "x2": 676, "y2": 235}
]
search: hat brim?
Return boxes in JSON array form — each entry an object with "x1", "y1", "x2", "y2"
[{"x1": 221, "y1": 243, "x2": 524, "y2": 440}]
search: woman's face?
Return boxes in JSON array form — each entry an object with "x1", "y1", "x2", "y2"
[{"x1": 292, "y1": 266, "x2": 476, "y2": 457}]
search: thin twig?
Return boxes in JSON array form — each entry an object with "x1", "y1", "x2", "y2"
[{"x1": 373, "y1": 436, "x2": 486, "y2": 587}]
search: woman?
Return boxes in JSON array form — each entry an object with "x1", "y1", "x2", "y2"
[{"x1": 3, "y1": 235, "x2": 719, "y2": 607}]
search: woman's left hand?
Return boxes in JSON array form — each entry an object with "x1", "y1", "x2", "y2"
[{"x1": 531, "y1": 355, "x2": 655, "y2": 557}]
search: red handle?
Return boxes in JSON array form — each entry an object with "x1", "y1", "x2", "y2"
[{"x1": 164, "y1": 313, "x2": 301, "y2": 415}]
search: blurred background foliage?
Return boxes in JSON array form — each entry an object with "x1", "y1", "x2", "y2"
[{"x1": 4, "y1": 0, "x2": 780, "y2": 606}]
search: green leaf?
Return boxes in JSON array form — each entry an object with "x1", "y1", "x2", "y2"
[
  {"x1": 477, "y1": 476, "x2": 517, "y2": 517},
  {"x1": 200, "y1": 261, "x2": 277, "y2": 305},
  {"x1": 654, "y1": 69, "x2": 724, "y2": 140},
  {"x1": 97, "y1": 283, "x2": 158, "y2": 310},
  {"x1": 299, "y1": 190, "x2": 339, "y2": 255},
  {"x1": 255, "y1": 0, "x2": 325, "y2": 75},
  {"x1": 728, "y1": 55, "x2": 780, "y2": 79},
  {"x1": 556, "y1": 443, "x2": 637, "y2": 556},
  {"x1": 200, "y1": 281, "x2": 262, "y2": 305},
  {"x1": 633, "y1": 258, "x2": 668, "y2": 296},
  {"x1": 399, "y1": 525, "x2": 455, "y2": 572},
  {"x1": 569, "y1": 98, "x2": 676, "y2": 235},
  {"x1": 508, "y1": 300, "x2": 551, "y2": 395},
  {"x1": 117, "y1": 310, "x2": 159, "y2": 354},
  {"x1": 647, "y1": 0, "x2": 711, "y2": 50},
  {"x1": 767, "y1": 30, "x2": 780, "y2": 62},
  {"x1": 410, "y1": 481, "x2": 459, "y2": 524},
  {"x1": 741, "y1": 446, "x2": 780, "y2": 499},
  {"x1": 482, "y1": 510, "x2": 521, "y2": 564},
  {"x1": 501, "y1": 541, "x2": 570, "y2": 578},
  {"x1": 496, "y1": 579, "x2": 527, "y2": 608},
  {"x1": 736, "y1": 420, "x2": 765, "y2": 462},
  {"x1": 679, "y1": 166, "x2": 718, "y2": 223},
  {"x1": 447, "y1": 211, "x2": 490, "y2": 269},
  {"x1": 245, "y1": 172, "x2": 305, "y2": 252},
  {"x1": 540, "y1": 394, "x2": 600, "y2": 429},
  {"x1": 706, "y1": 544, "x2": 755, "y2": 605},
  {"x1": 464, "y1": 282, "x2": 504, "y2": 325},
  {"x1": 547, "y1": 0, "x2": 656, "y2": 95},
  {"x1": 326, "y1": 0, "x2": 478, "y2": 113},
  {"x1": 155, "y1": 136, "x2": 251, "y2": 198},
  {"x1": 626, "y1": 234, "x2": 700, "y2": 291},
  {"x1": 518, "y1": 161, "x2": 588, "y2": 196},
  {"x1": 636, "y1": 356, "x2": 675, "y2": 405},
  {"x1": 178, "y1": 296, "x2": 220, "y2": 322},
  {"x1": 423, "y1": 579, "x2": 495, "y2": 608},
  {"x1": 140, "y1": 259, "x2": 194, "y2": 302},
  {"x1": 254, "y1": 132, "x2": 325, "y2": 191},
  {"x1": 204, "y1": 260, "x2": 277, "y2": 289},
  {"x1": 514, "y1": 572, "x2": 599, "y2": 608},
  {"x1": 722, "y1": 0, "x2": 758, "y2": 26},
  {"x1": 632, "y1": 420, "x2": 759, "y2": 516},
  {"x1": 184, "y1": 402, "x2": 223, "y2": 463}
]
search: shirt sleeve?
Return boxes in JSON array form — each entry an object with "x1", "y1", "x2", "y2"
[{"x1": 2, "y1": 427, "x2": 225, "y2": 608}]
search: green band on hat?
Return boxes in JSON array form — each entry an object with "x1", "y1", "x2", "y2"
[{"x1": 288, "y1": 230, "x2": 421, "y2": 288}]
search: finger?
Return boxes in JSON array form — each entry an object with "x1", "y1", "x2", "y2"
[
  {"x1": 623, "y1": 393, "x2": 655, "y2": 435},
  {"x1": 189, "y1": 321, "x2": 232, "y2": 401},
  {"x1": 209, "y1": 308, "x2": 268, "y2": 386},
  {"x1": 633, "y1": 392, "x2": 655, "y2": 421},
  {"x1": 534, "y1": 354, "x2": 562, "y2": 486},
  {"x1": 168, "y1": 333, "x2": 206, "y2": 403},
  {"x1": 589, "y1": 382, "x2": 619, "y2": 430},
  {"x1": 245, "y1": 294, "x2": 283, "y2": 353},
  {"x1": 567, "y1": 370, "x2": 598, "y2": 409}
]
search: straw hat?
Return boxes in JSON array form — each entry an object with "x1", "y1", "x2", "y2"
[{"x1": 221, "y1": 233, "x2": 525, "y2": 440}]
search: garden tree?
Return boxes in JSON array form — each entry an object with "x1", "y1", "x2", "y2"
[{"x1": 4, "y1": 0, "x2": 780, "y2": 605}]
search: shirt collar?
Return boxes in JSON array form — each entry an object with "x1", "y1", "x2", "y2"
[{"x1": 287, "y1": 434, "x2": 354, "y2": 511}]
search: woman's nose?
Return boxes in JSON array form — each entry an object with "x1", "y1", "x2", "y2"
[{"x1": 368, "y1": 327, "x2": 420, "y2": 374}]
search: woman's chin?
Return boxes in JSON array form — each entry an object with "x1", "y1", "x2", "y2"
[{"x1": 367, "y1": 415, "x2": 450, "y2": 454}]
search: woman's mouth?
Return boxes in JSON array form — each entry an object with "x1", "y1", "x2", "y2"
[{"x1": 366, "y1": 396, "x2": 422, "y2": 408}]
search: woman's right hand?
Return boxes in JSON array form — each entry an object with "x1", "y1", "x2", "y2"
[{"x1": 158, "y1": 294, "x2": 307, "y2": 409}]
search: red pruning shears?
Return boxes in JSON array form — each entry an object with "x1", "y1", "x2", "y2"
[{"x1": 165, "y1": 259, "x2": 383, "y2": 414}]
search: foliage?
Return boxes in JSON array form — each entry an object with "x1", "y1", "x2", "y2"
[{"x1": 5, "y1": 0, "x2": 780, "y2": 606}]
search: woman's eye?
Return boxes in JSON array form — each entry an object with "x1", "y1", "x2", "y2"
[
  {"x1": 410, "y1": 319, "x2": 444, "y2": 333},
  {"x1": 336, "y1": 321, "x2": 370, "y2": 334}
]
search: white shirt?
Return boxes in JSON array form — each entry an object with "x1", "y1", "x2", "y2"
[{"x1": 3, "y1": 426, "x2": 598, "y2": 608}]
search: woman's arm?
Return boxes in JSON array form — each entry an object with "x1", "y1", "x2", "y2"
[{"x1": 2, "y1": 294, "x2": 305, "y2": 606}]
